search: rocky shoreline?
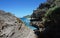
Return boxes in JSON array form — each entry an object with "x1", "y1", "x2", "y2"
[{"x1": 0, "y1": 10, "x2": 37, "y2": 38}]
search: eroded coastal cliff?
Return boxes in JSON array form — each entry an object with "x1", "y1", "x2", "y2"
[{"x1": 30, "y1": 0, "x2": 60, "y2": 38}]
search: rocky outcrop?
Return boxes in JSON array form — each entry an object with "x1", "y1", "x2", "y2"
[
  {"x1": 0, "y1": 10, "x2": 37, "y2": 38},
  {"x1": 30, "y1": 0, "x2": 60, "y2": 38},
  {"x1": 30, "y1": 0, "x2": 60, "y2": 30}
]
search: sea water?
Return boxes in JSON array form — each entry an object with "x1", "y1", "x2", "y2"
[{"x1": 20, "y1": 18, "x2": 37, "y2": 30}]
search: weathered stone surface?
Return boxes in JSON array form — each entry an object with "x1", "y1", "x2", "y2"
[{"x1": 0, "y1": 10, "x2": 37, "y2": 38}]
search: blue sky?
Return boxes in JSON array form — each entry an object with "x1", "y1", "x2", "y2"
[{"x1": 0, "y1": 0, "x2": 46, "y2": 17}]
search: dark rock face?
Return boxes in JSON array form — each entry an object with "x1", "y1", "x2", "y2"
[
  {"x1": 30, "y1": 0, "x2": 59, "y2": 21},
  {"x1": 30, "y1": 0, "x2": 60, "y2": 38},
  {"x1": 43, "y1": 7, "x2": 60, "y2": 38},
  {"x1": 30, "y1": 0, "x2": 60, "y2": 29}
]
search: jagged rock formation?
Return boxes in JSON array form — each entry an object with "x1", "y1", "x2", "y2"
[
  {"x1": 30, "y1": 0, "x2": 60, "y2": 30},
  {"x1": 0, "y1": 10, "x2": 37, "y2": 38},
  {"x1": 30, "y1": 0, "x2": 60, "y2": 38}
]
